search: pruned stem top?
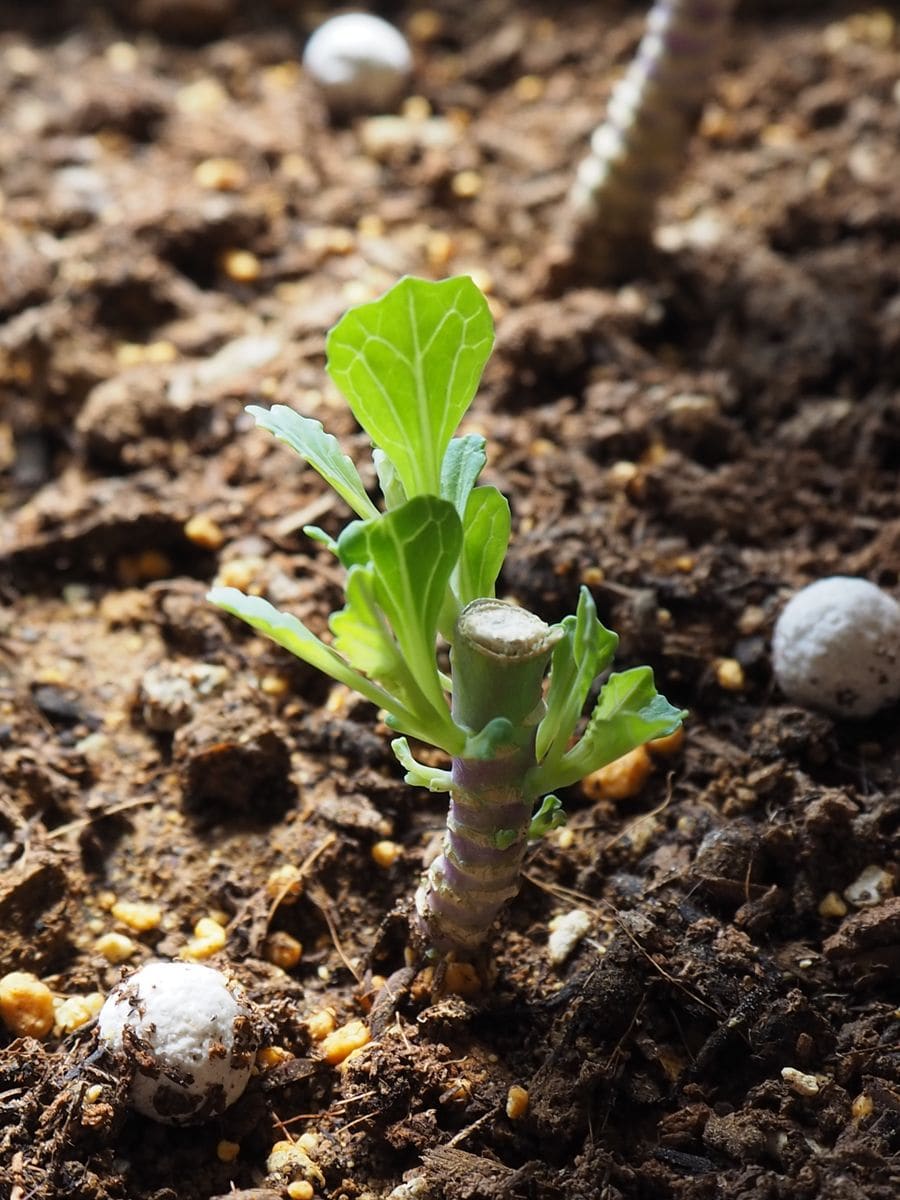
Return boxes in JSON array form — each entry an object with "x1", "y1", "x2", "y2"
[{"x1": 413, "y1": 600, "x2": 560, "y2": 956}]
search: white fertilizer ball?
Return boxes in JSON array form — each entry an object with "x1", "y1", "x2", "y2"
[
  {"x1": 98, "y1": 961, "x2": 260, "y2": 1124},
  {"x1": 772, "y1": 576, "x2": 900, "y2": 718},
  {"x1": 302, "y1": 13, "x2": 412, "y2": 115}
]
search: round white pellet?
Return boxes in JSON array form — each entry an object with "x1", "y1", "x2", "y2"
[
  {"x1": 98, "y1": 961, "x2": 259, "y2": 1124},
  {"x1": 772, "y1": 576, "x2": 900, "y2": 718},
  {"x1": 302, "y1": 13, "x2": 412, "y2": 114}
]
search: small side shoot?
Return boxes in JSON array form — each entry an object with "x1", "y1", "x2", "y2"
[{"x1": 209, "y1": 275, "x2": 684, "y2": 957}]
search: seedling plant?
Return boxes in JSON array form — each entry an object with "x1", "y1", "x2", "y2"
[{"x1": 210, "y1": 276, "x2": 684, "y2": 957}]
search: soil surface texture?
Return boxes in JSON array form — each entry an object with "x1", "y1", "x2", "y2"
[{"x1": 2, "y1": 2, "x2": 900, "y2": 1199}]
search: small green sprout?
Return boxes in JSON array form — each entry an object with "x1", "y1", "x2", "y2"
[{"x1": 209, "y1": 276, "x2": 684, "y2": 956}]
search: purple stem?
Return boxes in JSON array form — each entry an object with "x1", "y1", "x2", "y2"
[
  {"x1": 414, "y1": 751, "x2": 535, "y2": 954},
  {"x1": 411, "y1": 600, "x2": 560, "y2": 957}
]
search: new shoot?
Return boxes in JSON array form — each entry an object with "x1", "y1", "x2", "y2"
[{"x1": 209, "y1": 276, "x2": 684, "y2": 956}]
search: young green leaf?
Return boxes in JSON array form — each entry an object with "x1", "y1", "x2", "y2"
[
  {"x1": 302, "y1": 525, "x2": 339, "y2": 554},
  {"x1": 331, "y1": 563, "x2": 451, "y2": 728},
  {"x1": 528, "y1": 665, "x2": 685, "y2": 795},
  {"x1": 457, "y1": 486, "x2": 510, "y2": 605},
  {"x1": 208, "y1": 586, "x2": 400, "y2": 717},
  {"x1": 535, "y1": 586, "x2": 618, "y2": 766},
  {"x1": 528, "y1": 794, "x2": 566, "y2": 840},
  {"x1": 373, "y1": 447, "x2": 407, "y2": 510},
  {"x1": 330, "y1": 566, "x2": 406, "y2": 685},
  {"x1": 208, "y1": 585, "x2": 463, "y2": 752},
  {"x1": 391, "y1": 737, "x2": 453, "y2": 792},
  {"x1": 336, "y1": 496, "x2": 465, "y2": 747},
  {"x1": 326, "y1": 276, "x2": 494, "y2": 500},
  {"x1": 463, "y1": 716, "x2": 520, "y2": 760},
  {"x1": 246, "y1": 404, "x2": 378, "y2": 521},
  {"x1": 440, "y1": 435, "x2": 487, "y2": 517}
]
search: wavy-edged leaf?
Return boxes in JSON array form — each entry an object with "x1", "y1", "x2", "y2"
[
  {"x1": 528, "y1": 666, "x2": 685, "y2": 795},
  {"x1": 535, "y1": 587, "x2": 618, "y2": 765},
  {"x1": 326, "y1": 276, "x2": 494, "y2": 499},
  {"x1": 246, "y1": 403, "x2": 378, "y2": 520}
]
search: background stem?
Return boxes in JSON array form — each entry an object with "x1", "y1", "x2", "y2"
[{"x1": 567, "y1": 0, "x2": 736, "y2": 279}]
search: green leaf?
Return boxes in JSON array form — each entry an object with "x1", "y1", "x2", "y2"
[
  {"x1": 303, "y1": 525, "x2": 338, "y2": 553},
  {"x1": 528, "y1": 666, "x2": 685, "y2": 795},
  {"x1": 332, "y1": 497, "x2": 465, "y2": 751},
  {"x1": 366, "y1": 497, "x2": 462, "y2": 712},
  {"x1": 246, "y1": 404, "x2": 378, "y2": 520},
  {"x1": 208, "y1": 585, "x2": 464, "y2": 753},
  {"x1": 326, "y1": 276, "x2": 494, "y2": 500},
  {"x1": 440, "y1": 435, "x2": 487, "y2": 517},
  {"x1": 335, "y1": 518, "x2": 370, "y2": 569},
  {"x1": 535, "y1": 587, "x2": 619, "y2": 765},
  {"x1": 529, "y1": 795, "x2": 566, "y2": 840},
  {"x1": 208, "y1": 586, "x2": 399, "y2": 716},
  {"x1": 391, "y1": 737, "x2": 453, "y2": 792},
  {"x1": 330, "y1": 566, "x2": 405, "y2": 685},
  {"x1": 457, "y1": 486, "x2": 510, "y2": 605},
  {"x1": 331, "y1": 565, "x2": 449, "y2": 724},
  {"x1": 373, "y1": 448, "x2": 407, "y2": 510},
  {"x1": 463, "y1": 717, "x2": 526, "y2": 760}
]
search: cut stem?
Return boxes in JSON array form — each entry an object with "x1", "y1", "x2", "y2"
[{"x1": 413, "y1": 600, "x2": 561, "y2": 955}]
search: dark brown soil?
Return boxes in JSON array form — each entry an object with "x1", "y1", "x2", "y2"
[{"x1": 2, "y1": 2, "x2": 900, "y2": 1199}]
